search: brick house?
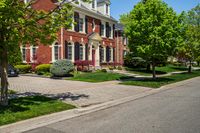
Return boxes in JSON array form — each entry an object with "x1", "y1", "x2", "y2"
[{"x1": 21, "y1": 0, "x2": 128, "y2": 69}]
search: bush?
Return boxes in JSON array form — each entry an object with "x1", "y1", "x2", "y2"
[
  {"x1": 35, "y1": 64, "x2": 51, "y2": 75},
  {"x1": 124, "y1": 53, "x2": 147, "y2": 68},
  {"x1": 117, "y1": 66, "x2": 123, "y2": 70},
  {"x1": 50, "y1": 59, "x2": 74, "y2": 77},
  {"x1": 15, "y1": 65, "x2": 32, "y2": 73},
  {"x1": 101, "y1": 69, "x2": 107, "y2": 73}
]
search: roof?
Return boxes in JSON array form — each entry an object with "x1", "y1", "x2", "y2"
[
  {"x1": 75, "y1": 3, "x2": 117, "y2": 22},
  {"x1": 88, "y1": 32, "x2": 103, "y2": 41},
  {"x1": 97, "y1": 0, "x2": 110, "y2": 4}
]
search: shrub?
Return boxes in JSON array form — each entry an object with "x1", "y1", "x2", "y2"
[
  {"x1": 35, "y1": 64, "x2": 51, "y2": 75},
  {"x1": 117, "y1": 66, "x2": 123, "y2": 70},
  {"x1": 124, "y1": 54, "x2": 147, "y2": 68},
  {"x1": 101, "y1": 69, "x2": 107, "y2": 73},
  {"x1": 50, "y1": 59, "x2": 74, "y2": 77},
  {"x1": 15, "y1": 65, "x2": 32, "y2": 73}
]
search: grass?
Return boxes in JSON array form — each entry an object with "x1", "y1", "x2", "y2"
[
  {"x1": 0, "y1": 96, "x2": 76, "y2": 126},
  {"x1": 121, "y1": 70, "x2": 200, "y2": 88},
  {"x1": 68, "y1": 72, "x2": 130, "y2": 83},
  {"x1": 125, "y1": 65, "x2": 188, "y2": 76}
]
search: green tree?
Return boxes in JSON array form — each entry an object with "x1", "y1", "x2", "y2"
[
  {"x1": 121, "y1": 0, "x2": 181, "y2": 79},
  {"x1": 177, "y1": 4, "x2": 200, "y2": 72},
  {"x1": 0, "y1": 0, "x2": 90, "y2": 106}
]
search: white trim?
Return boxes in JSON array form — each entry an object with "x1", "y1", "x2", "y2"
[
  {"x1": 20, "y1": 46, "x2": 27, "y2": 63},
  {"x1": 51, "y1": 41, "x2": 60, "y2": 62},
  {"x1": 30, "y1": 46, "x2": 38, "y2": 63}
]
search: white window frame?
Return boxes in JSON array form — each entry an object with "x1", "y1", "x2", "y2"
[
  {"x1": 30, "y1": 46, "x2": 38, "y2": 63},
  {"x1": 101, "y1": 21, "x2": 106, "y2": 37},
  {"x1": 21, "y1": 46, "x2": 27, "y2": 63},
  {"x1": 79, "y1": 14, "x2": 85, "y2": 33},
  {"x1": 67, "y1": 43, "x2": 73, "y2": 60},
  {"x1": 51, "y1": 42, "x2": 61, "y2": 62},
  {"x1": 79, "y1": 45, "x2": 83, "y2": 60}
]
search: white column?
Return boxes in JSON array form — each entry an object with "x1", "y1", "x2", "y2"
[
  {"x1": 89, "y1": 44, "x2": 92, "y2": 60},
  {"x1": 111, "y1": 48, "x2": 113, "y2": 62},
  {"x1": 72, "y1": 42, "x2": 75, "y2": 62},
  {"x1": 96, "y1": 45, "x2": 100, "y2": 67},
  {"x1": 83, "y1": 44, "x2": 86, "y2": 60}
]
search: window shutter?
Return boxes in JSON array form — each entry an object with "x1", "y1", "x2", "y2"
[
  {"x1": 106, "y1": 22, "x2": 109, "y2": 38},
  {"x1": 85, "y1": 17, "x2": 88, "y2": 34},
  {"x1": 85, "y1": 44, "x2": 88, "y2": 60},
  {"x1": 113, "y1": 48, "x2": 115, "y2": 62},
  {"x1": 113, "y1": 24, "x2": 115, "y2": 38},
  {"x1": 74, "y1": 12, "x2": 79, "y2": 32},
  {"x1": 65, "y1": 41, "x2": 68, "y2": 59},
  {"x1": 106, "y1": 46, "x2": 110, "y2": 62},
  {"x1": 75, "y1": 43, "x2": 80, "y2": 61}
]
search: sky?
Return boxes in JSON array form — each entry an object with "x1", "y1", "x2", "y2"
[{"x1": 110, "y1": 0, "x2": 200, "y2": 20}]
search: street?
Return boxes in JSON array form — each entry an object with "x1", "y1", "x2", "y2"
[{"x1": 25, "y1": 77, "x2": 200, "y2": 133}]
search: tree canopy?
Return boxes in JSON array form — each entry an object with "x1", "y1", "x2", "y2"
[{"x1": 121, "y1": 0, "x2": 182, "y2": 78}]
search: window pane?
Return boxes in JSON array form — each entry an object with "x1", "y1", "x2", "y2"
[
  {"x1": 79, "y1": 18, "x2": 83, "y2": 32},
  {"x1": 22, "y1": 48, "x2": 26, "y2": 61},
  {"x1": 54, "y1": 46, "x2": 59, "y2": 60},
  {"x1": 101, "y1": 24, "x2": 104, "y2": 36},
  {"x1": 79, "y1": 46, "x2": 83, "y2": 60},
  {"x1": 67, "y1": 45, "x2": 72, "y2": 60}
]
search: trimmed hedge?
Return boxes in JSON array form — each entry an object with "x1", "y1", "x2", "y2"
[
  {"x1": 35, "y1": 64, "x2": 51, "y2": 75},
  {"x1": 15, "y1": 65, "x2": 32, "y2": 74}
]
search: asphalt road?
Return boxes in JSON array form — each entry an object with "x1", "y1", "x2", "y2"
[{"x1": 25, "y1": 77, "x2": 200, "y2": 133}]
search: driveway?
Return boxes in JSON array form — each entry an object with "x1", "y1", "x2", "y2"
[{"x1": 8, "y1": 76, "x2": 151, "y2": 107}]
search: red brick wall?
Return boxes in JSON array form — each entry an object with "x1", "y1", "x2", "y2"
[{"x1": 23, "y1": 0, "x2": 121, "y2": 66}]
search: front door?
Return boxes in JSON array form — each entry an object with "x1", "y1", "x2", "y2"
[{"x1": 92, "y1": 49, "x2": 96, "y2": 66}]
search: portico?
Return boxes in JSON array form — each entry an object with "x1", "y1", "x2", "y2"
[{"x1": 88, "y1": 33, "x2": 103, "y2": 68}]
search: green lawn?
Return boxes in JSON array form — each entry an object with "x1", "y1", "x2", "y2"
[
  {"x1": 0, "y1": 96, "x2": 76, "y2": 126},
  {"x1": 121, "y1": 70, "x2": 200, "y2": 88},
  {"x1": 68, "y1": 72, "x2": 130, "y2": 82},
  {"x1": 125, "y1": 65, "x2": 188, "y2": 76}
]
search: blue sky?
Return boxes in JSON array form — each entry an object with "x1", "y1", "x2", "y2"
[{"x1": 110, "y1": 0, "x2": 200, "y2": 20}]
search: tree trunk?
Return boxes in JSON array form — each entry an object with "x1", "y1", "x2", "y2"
[
  {"x1": 198, "y1": 61, "x2": 199, "y2": 66},
  {"x1": 188, "y1": 61, "x2": 192, "y2": 73},
  {"x1": 0, "y1": 48, "x2": 9, "y2": 106},
  {"x1": 146, "y1": 64, "x2": 151, "y2": 71},
  {"x1": 152, "y1": 62, "x2": 156, "y2": 79}
]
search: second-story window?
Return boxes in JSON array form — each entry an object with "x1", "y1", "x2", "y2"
[
  {"x1": 109, "y1": 26, "x2": 112, "y2": 38},
  {"x1": 79, "y1": 18, "x2": 84, "y2": 32},
  {"x1": 100, "y1": 24, "x2": 105, "y2": 37}
]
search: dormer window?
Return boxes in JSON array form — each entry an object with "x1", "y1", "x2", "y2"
[
  {"x1": 106, "y1": 4, "x2": 109, "y2": 14},
  {"x1": 92, "y1": 0, "x2": 95, "y2": 9}
]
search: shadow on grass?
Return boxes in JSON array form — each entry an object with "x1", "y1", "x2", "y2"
[
  {"x1": 120, "y1": 76, "x2": 175, "y2": 82},
  {"x1": 0, "y1": 96, "x2": 54, "y2": 114},
  {"x1": 125, "y1": 67, "x2": 167, "y2": 75},
  {"x1": 170, "y1": 66, "x2": 188, "y2": 71}
]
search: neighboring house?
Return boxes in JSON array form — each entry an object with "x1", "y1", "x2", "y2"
[{"x1": 21, "y1": 0, "x2": 128, "y2": 69}]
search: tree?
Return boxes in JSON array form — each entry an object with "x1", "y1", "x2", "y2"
[
  {"x1": 0, "y1": 0, "x2": 90, "y2": 106},
  {"x1": 177, "y1": 4, "x2": 200, "y2": 72},
  {"x1": 121, "y1": 0, "x2": 181, "y2": 79}
]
